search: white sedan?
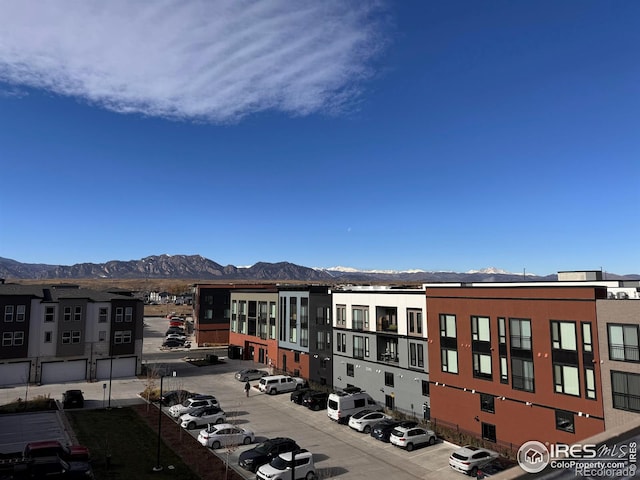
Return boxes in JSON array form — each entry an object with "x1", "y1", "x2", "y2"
[
  {"x1": 348, "y1": 410, "x2": 391, "y2": 433},
  {"x1": 197, "y1": 423, "x2": 255, "y2": 449},
  {"x1": 179, "y1": 406, "x2": 226, "y2": 430}
]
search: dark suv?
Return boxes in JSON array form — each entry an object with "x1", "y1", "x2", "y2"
[
  {"x1": 238, "y1": 437, "x2": 300, "y2": 472},
  {"x1": 302, "y1": 392, "x2": 329, "y2": 411},
  {"x1": 62, "y1": 390, "x2": 84, "y2": 409}
]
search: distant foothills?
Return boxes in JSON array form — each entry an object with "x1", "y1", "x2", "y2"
[{"x1": 0, "y1": 255, "x2": 637, "y2": 283}]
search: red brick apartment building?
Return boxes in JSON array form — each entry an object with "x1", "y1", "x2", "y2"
[
  {"x1": 191, "y1": 283, "x2": 275, "y2": 346},
  {"x1": 426, "y1": 285, "x2": 607, "y2": 451}
]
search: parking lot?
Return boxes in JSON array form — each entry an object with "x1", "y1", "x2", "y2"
[{"x1": 0, "y1": 317, "x2": 466, "y2": 480}]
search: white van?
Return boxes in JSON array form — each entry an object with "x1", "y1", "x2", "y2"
[
  {"x1": 327, "y1": 389, "x2": 380, "y2": 423},
  {"x1": 258, "y1": 375, "x2": 306, "y2": 395}
]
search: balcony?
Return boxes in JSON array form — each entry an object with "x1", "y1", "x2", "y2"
[
  {"x1": 378, "y1": 352, "x2": 399, "y2": 364},
  {"x1": 609, "y1": 344, "x2": 640, "y2": 362}
]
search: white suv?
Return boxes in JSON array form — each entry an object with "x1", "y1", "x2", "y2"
[
  {"x1": 449, "y1": 445, "x2": 498, "y2": 476},
  {"x1": 256, "y1": 449, "x2": 316, "y2": 480},
  {"x1": 169, "y1": 395, "x2": 218, "y2": 418},
  {"x1": 389, "y1": 426, "x2": 437, "y2": 451},
  {"x1": 258, "y1": 375, "x2": 306, "y2": 395}
]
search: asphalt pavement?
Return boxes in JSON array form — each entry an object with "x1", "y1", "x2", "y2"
[{"x1": 0, "y1": 316, "x2": 465, "y2": 480}]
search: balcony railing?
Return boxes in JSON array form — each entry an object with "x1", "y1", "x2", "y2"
[
  {"x1": 512, "y1": 374, "x2": 535, "y2": 392},
  {"x1": 510, "y1": 335, "x2": 532, "y2": 350},
  {"x1": 609, "y1": 344, "x2": 640, "y2": 362},
  {"x1": 378, "y1": 352, "x2": 399, "y2": 364}
]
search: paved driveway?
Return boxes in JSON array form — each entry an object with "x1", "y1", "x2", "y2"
[{"x1": 0, "y1": 317, "x2": 466, "y2": 480}]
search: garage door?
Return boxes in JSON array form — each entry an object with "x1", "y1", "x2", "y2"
[
  {"x1": 96, "y1": 357, "x2": 137, "y2": 380},
  {"x1": 41, "y1": 360, "x2": 87, "y2": 384},
  {"x1": 0, "y1": 362, "x2": 31, "y2": 386}
]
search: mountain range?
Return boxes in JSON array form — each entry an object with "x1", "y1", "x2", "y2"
[{"x1": 0, "y1": 255, "x2": 637, "y2": 283}]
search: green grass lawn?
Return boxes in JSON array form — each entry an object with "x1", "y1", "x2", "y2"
[{"x1": 66, "y1": 408, "x2": 201, "y2": 480}]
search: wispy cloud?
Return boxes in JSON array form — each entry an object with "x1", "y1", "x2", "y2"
[{"x1": 0, "y1": 0, "x2": 387, "y2": 122}]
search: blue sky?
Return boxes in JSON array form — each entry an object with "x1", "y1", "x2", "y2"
[{"x1": 0, "y1": 1, "x2": 638, "y2": 276}]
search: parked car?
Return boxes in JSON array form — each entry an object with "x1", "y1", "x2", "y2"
[
  {"x1": 197, "y1": 423, "x2": 254, "y2": 449},
  {"x1": 449, "y1": 445, "x2": 499, "y2": 476},
  {"x1": 23, "y1": 440, "x2": 90, "y2": 462},
  {"x1": 180, "y1": 406, "x2": 226, "y2": 429},
  {"x1": 389, "y1": 426, "x2": 437, "y2": 451},
  {"x1": 290, "y1": 388, "x2": 312, "y2": 405},
  {"x1": 302, "y1": 392, "x2": 329, "y2": 411},
  {"x1": 235, "y1": 369, "x2": 269, "y2": 382},
  {"x1": 475, "y1": 457, "x2": 516, "y2": 478},
  {"x1": 12, "y1": 455, "x2": 94, "y2": 479},
  {"x1": 348, "y1": 410, "x2": 391, "y2": 433},
  {"x1": 258, "y1": 375, "x2": 306, "y2": 395},
  {"x1": 62, "y1": 390, "x2": 84, "y2": 409},
  {"x1": 162, "y1": 339, "x2": 185, "y2": 348},
  {"x1": 327, "y1": 390, "x2": 380, "y2": 423},
  {"x1": 166, "y1": 333, "x2": 187, "y2": 341},
  {"x1": 169, "y1": 395, "x2": 218, "y2": 418},
  {"x1": 238, "y1": 437, "x2": 300, "y2": 473},
  {"x1": 160, "y1": 390, "x2": 195, "y2": 406},
  {"x1": 166, "y1": 327, "x2": 185, "y2": 336},
  {"x1": 370, "y1": 419, "x2": 418, "y2": 442},
  {"x1": 256, "y1": 449, "x2": 315, "y2": 480}
]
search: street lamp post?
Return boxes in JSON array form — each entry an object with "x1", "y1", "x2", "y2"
[{"x1": 153, "y1": 375, "x2": 164, "y2": 472}]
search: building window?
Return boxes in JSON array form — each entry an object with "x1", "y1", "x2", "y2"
[
  {"x1": 480, "y1": 394, "x2": 495, "y2": 413},
  {"x1": 62, "y1": 331, "x2": 71, "y2": 344},
  {"x1": 74, "y1": 306, "x2": 82, "y2": 321},
  {"x1": 441, "y1": 349, "x2": 458, "y2": 374},
  {"x1": 555, "y1": 410, "x2": 575, "y2": 433},
  {"x1": 377, "y1": 307, "x2": 397, "y2": 332},
  {"x1": 63, "y1": 307, "x2": 72, "y2": 322},
  {"x1": 98, "y1": 307, "x2": 108, "y2": 323},
  {"x1": 114, "y1": 330, "x2": 132, "y2": 344},
  {"x1": 71, "y1": 331, "x2": 81, "y2": 343},
  {"x1": 346, "y1": 363, "x2": 354, "y2": 377},
  {"x1": 294, "y1": 352, "x2": 300, "y2": 363},
  {"x1": 364, "y1": 337, "x2": 370, "y2": 357},
  {"x1": 288, "y1": 297, "x2": 297, "y2": 343},
  {"x1": 385, "y1": 372, "x2": 394, "y2": 387},
  {"x1": 336, "y1": 305, "x2": 346, "y2": 326},
  {"x1": 317, "y1": 331, "x2": 326, "y2": 350},
  {"x1": 4, "y1": 305, "x2": 14, "y2": 322},
  {"x1": 551, "y1": 321, "x2": 577, "y2": 351},
  {"x1": 611, "y1": 371, "x2": 640, "y2": 413},
  {"x1": 45, "y1": 306, "x2": 55, "y2": 323},
  {"x1": 471, "y1": 316, "x2": 490, "y2": 342},
  {"x1": 409, "y1": 342, "x2": 425, "y2": 368},
  {"x1": 408, "y1": 309, "x2": 423, "y2": 335},
  {"x1": 337, "y1": 333, "x2": 346, "y2": 353},
  {"x1": 2, "y1": 332, "x2": 12, "y2": 346},
  {"x1": 440, "y1": 314, "x2": 456, "y2": 338},
  {"x1": 422, "y1": 380, "x2": 430, "y2": 396},
  {"x1": 499, "y1": 356, "x2": 508, "y2": 384},
  {"x1": 44, "y1": 331, "x2": 52, "y2": 343},
  {"x1": 352, "y1": 306, "x2": 369, "y2": 330},
  {"x1": 269, "y1": 302, "x2": 277, "y2": 339},
  {"x1": 553, "y1": 364, "x2": 580, "y2": 396},
  {"x1": 481, "y1": 423, "x2": 496, "y2": 443},
  {"x1": 498, "y1": 318, "x2": 506, "y2": 344},
  {"x1": 16, "y1": 305, "x2": 25, "y2": 322},
  {"x1": 473, "y1": 353, "x2": 493, "y2": 380},
  {"x1": 582, "y1": 323, "x2": 593, "y2": 353},
  {"x1": 99, "y1": 331, "x2": 107, "y2": 342},
  {"x1": 12, "y1": 331, "x2": 24, "y2": 346},
  {"x1": 353, "y1": 336, "x2": 364, "y2": 359},
  {"x1": 608, "y1": 324, "x2": 639, "y2": 362},
  {"x1": 585, "y1": 367, "x2": 596, "y2": 400},
  {"x1": 512, "y1": 358, "x2": 535, "y2": 392},
  {"x1": 125, "y1": 307, "x2": 133, "y2": 322},
  {"x1": 115, "y1": 307, "x2": 124, "y2": 322},
  {"x1": 300, "y1": 297, "x2": 309, "y2": 348},
  {"x1": 510, "y1": 318, "x2": 532, "y2": 350}
]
